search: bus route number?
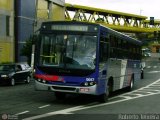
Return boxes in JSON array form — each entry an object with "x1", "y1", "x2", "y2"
[{"x1": 86, "y1": 78, "x2": 95, "y2": 81}]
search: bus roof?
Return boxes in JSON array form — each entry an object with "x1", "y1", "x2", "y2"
[{"x1": 100, "y1": 24, "x2": 142, "y2": 45}]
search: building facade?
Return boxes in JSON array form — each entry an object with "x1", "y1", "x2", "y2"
[
  {"x1": 15, "y1": 0, "x2": 65, "y2": 63},
  {"x1": 151, "y1": 44, "x2": 160, "y2": 53},
  {"x1": 0, "y1": 0, "x2": 14, "y2": 63},
  {"x1": 0, "y1": 0, "x2": 65, "y2": 64},
  {"x1": 14, "y1": 0, "x2": 36, "y2": 62}
]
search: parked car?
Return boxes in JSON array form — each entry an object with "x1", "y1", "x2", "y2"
[
  {"x1": 142, "y1": 48, "x2": 151, "y2": 57},
  {"x1": 19, "y1": 62, "x2": 32, "y2": 73},
  {"x1": 0, "y1": 63, "x2": 31, "y2": 86}
]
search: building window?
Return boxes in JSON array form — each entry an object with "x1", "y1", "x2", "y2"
[
  {"x1": 0, "y1": 47, "x2": 2, "y2": 61},
  {"x1": 0, "y1": 14, "x2": 10, "y2": 37},
  {"x1": 6, "y1": 16, "x2": 10, "y2": 36}
]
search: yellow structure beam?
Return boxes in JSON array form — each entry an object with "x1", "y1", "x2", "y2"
[
  {"x1": 65, "y1": 3, "x2": 160, "y2": 33},
  {"x1": 144, "y1": 20, "x2": 160, "y2": 29}
]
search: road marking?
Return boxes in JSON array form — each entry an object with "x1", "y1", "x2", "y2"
[
  {"x1": 153, "y1": 66, "x2": 157, "y2": 68},
  {"x1": 129, "y1": 94, "x2": 144, "y2": 97},
  {"x1": 147, "y1": 71, "x2": 160, "y2": 73},
  {"x1": 23, "y1": 78, "x2": 160, "y2": 120},
  {"x1": 120, "y1": 96, "x2": 132, "y2": 99},
  {"x1": 134, "y1": 91, "x2": 154, "y2": 94},
  {"x1": 149, "y1": 84, "x2": 160, "y2": 86},
  {"x1": 23, "y1": 92, "x2": 160, "y2": 120},
  {"x1": 22, "y1": 106, "x2": 83, "y2": 120},
  {"x1": 15, "y1": 111, "x2": 30, "y2": 115},
  {"x1": 38, "y1": 104, "x2": 50, "y2": 109},
  {"x1": 146, "y1": 66, "x2": 151, "y2": 68}
]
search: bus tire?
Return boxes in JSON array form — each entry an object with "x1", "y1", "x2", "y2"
[
  {"x1": 98, "y1": 83, "x2": 112, "y2": 103},
  {"x1": 54, "y1": 92, "x2": 66, "y2": 100},
  {"x1": 98, "y1": 78, "x2": 114, "y2": 103},
  {"x1": 98, "y1": 90, "x2": 109, "y2": 103}
]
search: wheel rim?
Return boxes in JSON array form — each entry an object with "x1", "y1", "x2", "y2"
[
  {"x1": 11, "y1": 78, "x2": 15, "y2": 86},
  {"x1": 26, "y1": 76, "x2": 30, "y2": 83},
  {"x1": 130, "y1": 79, "x2": 134, "y2": 89}
]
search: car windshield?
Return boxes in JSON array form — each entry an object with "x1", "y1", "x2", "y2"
[
  {"x1": 0, "y1": 65, "x2": 14, "y2": 71},
  {"x1": 39, "y1": 34, "x2": 97, "y2": 70}
]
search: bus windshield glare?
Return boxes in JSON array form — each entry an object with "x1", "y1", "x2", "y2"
[{"x1": 39, "y1": 34, "x2": 97, "y2": 70}]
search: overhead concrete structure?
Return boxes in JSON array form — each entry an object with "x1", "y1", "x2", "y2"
[{"x1": 65, "y1": 3, "x2": 160, "y2": 33}]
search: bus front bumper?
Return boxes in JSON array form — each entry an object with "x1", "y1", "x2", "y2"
[{"x1": 35, "y1": 80, "x2": 97, "y2": 95}]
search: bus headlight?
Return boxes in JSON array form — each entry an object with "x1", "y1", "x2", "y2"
[
  {"x1": 89, "y1": 81, "x2": 94, "y2": 86},
  {"x1": 42, "y1": 80, "x2": 46, "y2": 83},
  {"x1": 84, "y1": 82, "x2": 89, "y2": 86},
  {"x1": 37, "y1": 79, "x2": 47, "y2": 84},
  {"x1": 82, "y1": 81, "x2": 96, "y2": 86},
  {"x1": 37, "y1": 79, "x2": 41, "y2": 82}
]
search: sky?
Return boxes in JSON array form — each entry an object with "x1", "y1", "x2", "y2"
[{"x1": 65, "y1": 0, "x2": 160, "y2": 20}]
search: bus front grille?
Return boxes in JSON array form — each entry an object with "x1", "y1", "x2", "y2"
[{"x1": 52, "y1": 86, "x2": 76, "y2": 91}]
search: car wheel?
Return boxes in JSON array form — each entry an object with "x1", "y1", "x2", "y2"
[
  {"x1": 10, "y1": 78, "x2": 15, "y2": 86},
  {"x1": 25, "y1": 76, "x2": 31, "y2": 84}
]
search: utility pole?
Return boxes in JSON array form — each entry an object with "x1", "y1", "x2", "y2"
[{"x1": 31, "y1": 0, "x2": 38, "y2": 71}]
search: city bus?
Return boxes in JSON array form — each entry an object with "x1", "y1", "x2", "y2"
[{"x1": 34, "y1": 21, "x2": 143, "y2": 102}]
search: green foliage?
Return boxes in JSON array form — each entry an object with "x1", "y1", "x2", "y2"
[
  {"x1": 21, "y1": 35, "x2": 36, "y2": 64},
  {"x1": 0, "y1": 62, "x2": 14, "y2": 64}
]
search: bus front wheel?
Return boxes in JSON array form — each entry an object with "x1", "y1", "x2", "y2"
[
  {"x1": 98, "y1": 85, "x2": 110, "y2": 103},
  {"x1": 54, "y1": 92, "x2": 66, "y2": 100}
]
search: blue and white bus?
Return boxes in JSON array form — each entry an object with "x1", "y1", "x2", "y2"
[{"x1": 34, "y1": 21, "x2": 142, "y2": 102}]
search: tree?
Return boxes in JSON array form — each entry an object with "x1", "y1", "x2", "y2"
[{"x1": 21, "y1": 35, "x2": 36, "y2": 64}]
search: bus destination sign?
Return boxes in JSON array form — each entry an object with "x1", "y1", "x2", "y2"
[{"x1": 51, "y1": 25, "x2": 88, "y2": 32}]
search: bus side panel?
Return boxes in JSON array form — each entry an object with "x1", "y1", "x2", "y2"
[
  {"x1": 107, "y1": 59, "x2": 141, "y2": 91},
  {"x1": 107, "y1": 59, "x2": 127, "y2": 90},
  {"x1": 132, "y1": 60, "x2": 141, "y2": 82}
]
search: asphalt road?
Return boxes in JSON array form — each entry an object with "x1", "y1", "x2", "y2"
[{"x1": 0, "y1": 59, "x2": 160, "y2": 120}]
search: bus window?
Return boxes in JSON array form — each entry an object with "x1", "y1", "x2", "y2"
[
  {"x1": 99, "y1": 36, "x2": 109, "y2": 62},
  {"x1": 117, "y1": 39, "x2": 122, "y2": 48},
  {"x1": 39, "y1": 34, "x2": 97, "y2": 70}
]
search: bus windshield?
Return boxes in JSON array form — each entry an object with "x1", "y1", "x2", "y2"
[{"x1": 39, "y1": 34, "x2": 97, "y2": 70}]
